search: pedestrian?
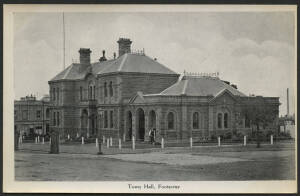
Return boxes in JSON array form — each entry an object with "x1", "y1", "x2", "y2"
[
  {"x1": 151, "y1": 128, "x2": 155, "y2": 145},
  {"x1": 149, "y1": 129, "x2": 153, "y2": 144},
  {"x1": 153, "y1": 128, "x2": 156, "y2": 144}
]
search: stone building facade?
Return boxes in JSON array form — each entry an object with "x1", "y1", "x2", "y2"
[
  {"x1": 48, "y1": 38, "x2": 280, "y2": 142},
  {"x1": 14, "y1": 95, "x2": 51, "y2": 137}
]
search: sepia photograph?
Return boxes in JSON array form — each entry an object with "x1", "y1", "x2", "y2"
[{"x1": 3, "y1": 4, "x2": 297, "y2": 193}]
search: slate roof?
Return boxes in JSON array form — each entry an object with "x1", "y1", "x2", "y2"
[
  {"x1": 50, "y1": 53, "x2": 178, "y2": 82},
  {"x1": 157, "y1": 76, "x2": 246, "y2": 97}
]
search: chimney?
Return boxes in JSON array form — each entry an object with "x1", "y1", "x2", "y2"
[
  {"x1": 117, "y1": 38, "x2": 132, "y2": 57},
  {"x1": 287, "y1": 88, "x2": 289, "y2": 116},
  {"x1": 231, "y1": 84, "x2": 237, "y2": 89},
  {"x1": 79, "y1": 48, "x2": 92, "y2": 65},
  {"x1": 99, "y1": 50, "x2": 107, "y2": 62}
]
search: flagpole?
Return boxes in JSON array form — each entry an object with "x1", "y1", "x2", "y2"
[{"x1": 63, "y1": 12, "x2": 65, "y2": 70}]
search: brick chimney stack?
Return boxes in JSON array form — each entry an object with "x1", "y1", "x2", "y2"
[
  {"x1": 79, "y1": 48, "x2": 92, "y2": 65},
  {"x1": 117, "y1": 38, "x2": 132, "y2": 57}
]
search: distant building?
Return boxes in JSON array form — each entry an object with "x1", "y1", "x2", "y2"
[
  {"x1": 14, "y1": 95, "x2": 51, "y2": 137},
  {"x1": 48, "y1": 38, "x2": 280, "y2": 142},
  {"x1": 279, "y1": 115, "x2": 295, "y2": 138}
]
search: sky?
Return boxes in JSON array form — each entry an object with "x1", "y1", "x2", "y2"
[{"x1": 14, "y1": 11, "x2": 296, "y2": 116}]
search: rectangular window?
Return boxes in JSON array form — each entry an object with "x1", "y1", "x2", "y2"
[
  {"x1": 36, "y1": 110, "x2": 41, "y2": 119},
  {"x1": 110, "y1": 110, "x2": 114, "y2": 128},
  {"x1": 22, "y1": 110, "x2": 28, "y2": 120},
  {"x1": 104, "y1": 111, "x2": 108, "y2": 128},
  {"x1": 57, "y1": 88, "x2": 59, "y2": 101},
  {"x1": 224, "y1": 113, "x2": 228, "y2": 128},
  {"x1": 53, "y1": 88, "x2": 56, "y2": 100},
  {"x1": 57, "y1": 112, "x2": 60, "y2": 126},
  {"x1": 80, "y1": 86, "x2": 83, "y2": 100},
  {"x1": 53, "y1": 112, "x2": 56, "y2": 126},
  {"x1": 217, "y1": 113, "x2": 222, "y2": 128}
]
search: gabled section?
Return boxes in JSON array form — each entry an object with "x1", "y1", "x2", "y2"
[
  {"x1": 209, "y1": 88, "x2": 238, "y2": 104},
  {"x1": 128, "y1": 91, "x2": 146, "y2": 104}
]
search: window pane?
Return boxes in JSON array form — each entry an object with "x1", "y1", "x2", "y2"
[
  {"x1": 109, "y1": 82, "x2": 113, "y2": 97},
  {"x1": 167, "y1": 112, "x2": 174, "y2": 130},
  {"x1": 193, "y1": 112, "x2": 199, "y2": 129},
  {"x1": 224, "y1": 113, "x2": 228, "y2": 128},
  {"x1": 104, "y1": 82, "x2": 107, "y2": 97},
  {"x1": 110, "y1": 111, "x2": 113, "y2": 128},
  {"x1": 104, "y1": 111, "x2": 108, "y2": 128},
  {"x1": 218, "y1": 113, "x2": 222, "y2": 128}
]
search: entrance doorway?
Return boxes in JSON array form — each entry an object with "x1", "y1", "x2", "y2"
[
  {"x1": 149, "y1": 110, "x2": 156, "y2": 130},
  {"x1": 136, "y1": 108, "x2": 145, "y2": 141}
]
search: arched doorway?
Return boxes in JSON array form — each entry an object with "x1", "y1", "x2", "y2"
[
  {"x1": 126, "y1": 111, "x2": 133, "y2": 141},
  {"x1": 149, "y1": 110, "x2": 156, "y2": 130},
  {"x1": 81, "y1": 109, "x2": 88, "y2": 136},
  {"x1": 136, "y1": 108, "x2": 145, "y2": 141}
]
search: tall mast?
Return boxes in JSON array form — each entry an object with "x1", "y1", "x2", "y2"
[{"x1": 63, "y1": 12, "x2": 65, "y2": 70}]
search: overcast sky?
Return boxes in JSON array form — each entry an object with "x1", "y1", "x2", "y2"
[{"x1": 14, "y1": 11, "x2": 296, "y2": 116}]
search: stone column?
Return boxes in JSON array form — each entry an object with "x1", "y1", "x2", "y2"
[
  {"x1": 144, "y1": 111, "x2": 149, "y2": 142},
  {"x1": 132, "y1": 113, "x2": 136, "y2": 140}
]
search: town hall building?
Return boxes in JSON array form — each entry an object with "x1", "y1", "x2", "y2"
[{"x1": 48, "y1": 38, "x2": 280, "y2": 143}]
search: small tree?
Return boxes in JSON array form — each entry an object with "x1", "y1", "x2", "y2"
[{"x1": 241, "y1": 98, "x2": 278, "y2": 148}]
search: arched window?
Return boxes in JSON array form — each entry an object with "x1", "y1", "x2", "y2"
[
  {"x1": 57, "y1": 88, "x2": 59, "y2": 101},
  {"x1": 46, "y1": 108, "x2": 50, "y2": 119},
  {"x1": 57, "y1": 112, "x2": 60, "y2": 126},
  {"x1": 93, "y1": 86, "x2": 96, "y2": 99},
  {"x1": 109, "y1": 81, "x2": 113, "y2": 97},
  {"x1": 104, "y1": 82, "x2": 107, "y2": 97},
  {"x1": 217, "y1": 113, "x2": 222, "y2": 128},
  {"x1": 245, "y1": 114, "x2": 250, "y2": 128},
  {"x1": 167, "y1": 112, "x2": 174, "y2": 130},
  {"x1": 53, "y1": 112, "x2": 56, "y2": 126},
  {"x1": 110, "y1": 110, "x2": 114, "y2": 128},
  {"x1": 80, "y1": 86, "x2": 83, "y2": 100},
  {"x1": 89, "y1": 86, "x2": 93, "y2": 100},
  {"x1": 193, "y1": 112, "x2": 199, "y2": 129},
  {"x1": 104, "y1": 110, "x2": 108, "y2": 128},
  {"x1": 224, "y1": 113, "x2": 228, "y2": 128},
  {"x1": 53, "y1": 88, "x2": 56, "y2": 101}
]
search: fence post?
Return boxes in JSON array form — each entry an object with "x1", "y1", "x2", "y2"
[
  {"x1": 123, "y1": 133, "x2": 126, "y2": 142},
  {"x1": 68, "y1": 134, "x2": 70, "y2": 140},
  {"x1": 110, "y1": 137, "x2": 113, "y2": 146},
  {"x1": 35, "y1": 137, "x2": 37, "y2": 144},
  {"x1": 243, "y1": 135, "x2": 247, "y2": 146},
  {"x1": 49, "y1": 138, "x2": 51, "y2": 145},
  {"x1": 271, "y1": 135, "x2": 273, "y2": 145},
  {"x1": 103, "y1": 135, "x2": 105, "y2": 144},
  {"x1": 119, "y1": 138, "x2": 122, "y2": 149},
  {"x1": 96, "y1": 138, "x2": 98, "y2": 147},
  {"x1": 76, "y1": 132, "x2": 79, "y2": 138},
  {"x1": 81, "y1": 137, "x2": 84, "y2": 145},
  {"x1": 42, "y1": 137, "x2": 45, "y2": 144},
  {"x1": 20, "y1": 136, "x2": 23, "y2": 144},
  {"x1": 161, "y1": 138, "x2": 164, "y2": 149},
  {"x1": 38, "y1": 136, "x2": 40, "y2": 143},
  {"x1": 218, "y1": 136, "x2": 221, "y2": 147},
  {"x1": 132, "y1": 136, "x2": 135, "y2": 150},
  {"x1": 107, "y1": 139, "x2": 110, "y2": 148},
  {"x1": 190, "y1": 137, "x2": 193, "y2": 148}
]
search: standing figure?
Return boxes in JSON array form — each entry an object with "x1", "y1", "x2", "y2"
[{"x1": 149, "y1": 129, "x2": 153, "y2": 144}]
